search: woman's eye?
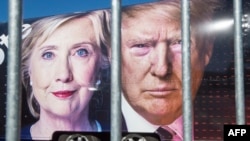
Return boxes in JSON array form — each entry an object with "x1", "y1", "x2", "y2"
[
  {"x1": 42, "y1": 52, "x2": 54, "y2": 60},
  {"x1": 76, "y1": 48, "x2": 89, "y2": 57}
]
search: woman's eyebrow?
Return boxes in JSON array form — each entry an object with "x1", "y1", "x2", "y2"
[
  {"x1": 72, "y1": 41, "x2": 97, "y2": 48},
  {"x1": 74, "y1": 41, "x2": 94, "y2": 46},
  {"x1": 38, "y1": 45, "x2": 57, "y2": 51}
]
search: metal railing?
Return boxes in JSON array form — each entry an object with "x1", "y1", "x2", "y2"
[
  {"x1": 5, "y1": 0, "x2": 246, "y2": 140},
  {"x1": 233, "y1": 0, "x2": 245, "y2": 125},
  {"x1": 111, "y1": 0, "x2": 122, "y2": 141},
  {"x1": 5, "y1": 0, "x2": 22, "y2": 141},
  {"x1": 181, "y1": 0, "x2": 192, "y2": 141}
]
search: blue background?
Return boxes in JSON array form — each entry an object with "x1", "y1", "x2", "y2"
[{"x1": 0, "y1": 0, "x2": 157, "y2": 23}]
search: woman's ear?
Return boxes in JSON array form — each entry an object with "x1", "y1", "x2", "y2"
[
  {"x1": 29, "y1": 67, "x2": 33, "y2": 79},
  {"x1": 28, "y1": 68, "x2": 32, "y2": 75},
  {"x1": 29, "y1": 69, "x2": 32, "y2": 86}
]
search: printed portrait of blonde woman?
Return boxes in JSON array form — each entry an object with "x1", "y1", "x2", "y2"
[{"x1": 20, "y1": 10, "x2": 110, "y2": 140}]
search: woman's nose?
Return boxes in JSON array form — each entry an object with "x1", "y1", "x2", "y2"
[
  {"x1": 55, "y1": 58, "x2": 73, "y2": 83},
  {"x1": 150, "y1": 43, "x2": 171, "y2": 77}
]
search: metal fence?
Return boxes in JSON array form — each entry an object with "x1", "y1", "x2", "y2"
[{"x1": 5, "y1": 0, "x2": 246, "y2": 141}]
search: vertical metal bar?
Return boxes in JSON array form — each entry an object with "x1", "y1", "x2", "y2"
[
  {"x1": 233, "y1": 0, "x2": 245, "y2": 125},
  {"x1": 5, "y1": 0, "x2": 22, "y2": 141},
  {"x1": 111, "y1": 0, "x2": 122, "y2": 141},
  {"x1": 181, "y1": 0, "x2": 192, "y2": 141}
]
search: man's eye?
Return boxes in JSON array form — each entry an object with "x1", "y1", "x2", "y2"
[
  {"x1": 172, "y1": 40, "x2": 182, "y2": 45},
  {"x1": 170, "y1": 40, "x2": 182, "y2": 51},
  {"x1": 130, "y1": 44, "x2": 151, "y2": 56},
  {"x1": 42, "y1": 52, "x2": 54, "y2": 59},
  {"x1": 134, "y1": 44, "x2": 147, "y2": 48},
  {"x1": 76, "y1": 48, "x2": 89, "y2": 57}
]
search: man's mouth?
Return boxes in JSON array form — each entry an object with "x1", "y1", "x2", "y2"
[{"x1": 146, "y1": 87, "x2": 176, "y2": 97}]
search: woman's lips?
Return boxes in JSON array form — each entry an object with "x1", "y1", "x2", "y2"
[{"x1": 52, "y1": 91, "x2": 75, "y2": 98}]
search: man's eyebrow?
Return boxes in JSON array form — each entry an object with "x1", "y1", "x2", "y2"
[
  {"x1": 125, "y1": 37, "x2": 156, "y2": 46},
  {"x1": 167, "y1": 30, "x2": 182, "y2": 41}
]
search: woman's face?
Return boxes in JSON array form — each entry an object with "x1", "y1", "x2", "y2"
[{"x1": 29, "y1": 17, "x2": 100, "y2": 118}]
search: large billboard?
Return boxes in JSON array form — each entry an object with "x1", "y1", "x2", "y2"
[{"x1": 0, "y1": 0, "x2": 250, "y2": 140}]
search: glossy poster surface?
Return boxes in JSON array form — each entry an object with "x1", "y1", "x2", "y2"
[{"x1": 0, "y1": 0, "x2": 250, "y2": 140}]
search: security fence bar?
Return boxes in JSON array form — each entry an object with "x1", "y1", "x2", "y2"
[
  {"x1": 111, "y1": 0, "x2": 122, "y2": 141},
  {"x1": 4, "y1": 0, "x2": 247, "y2": 141},
  {"x1": 181, "y1": 0, "x2": 193, "y2": 141},
  {"x1": 233, "y1": 0, "x2": 246, "y2": 125},
  {"x1": 5, "y1": 0, "x2": 22, "y2": 141}
]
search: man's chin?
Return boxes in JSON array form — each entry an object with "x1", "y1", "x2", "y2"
[{"x1": 145, "y1": 112, "x2": 177, "y2": 125}]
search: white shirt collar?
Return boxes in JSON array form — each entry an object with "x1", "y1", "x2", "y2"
[
  {"x1": 122, "y1": 94, "x2": 183, "y2": 140},
  {"x1": 163, "y1": 116, "x2": 183, "y2": 140}
]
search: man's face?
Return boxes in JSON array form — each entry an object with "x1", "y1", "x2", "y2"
[{"x1": 121, "y1": 12, "x2": 211, "y2": 125}]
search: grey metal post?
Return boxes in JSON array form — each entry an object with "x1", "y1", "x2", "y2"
[
  {"x1": 181, "y1": 0, "x2": 193, "y2": 141},
  {"x1": 111, "y1": 0, "x2": 122, "y2": 141},
  {"x1": 233, "y1": 0, "x2": 245, "y2": 125},
  {"x1": 5, "y1": 0, "x2": 22, "y2": 141}
]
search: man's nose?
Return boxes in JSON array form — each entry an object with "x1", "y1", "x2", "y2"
[
  {"x1": 55, "y1": 57, "x2": 73, "y2": 83},
  {"x1": 150, "y1": 43, "x2": 171, "y2": 77}
]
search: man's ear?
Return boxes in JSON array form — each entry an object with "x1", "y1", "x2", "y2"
[{"x1": 204, "y1": 43, "x2": 214, "y2": 66}]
